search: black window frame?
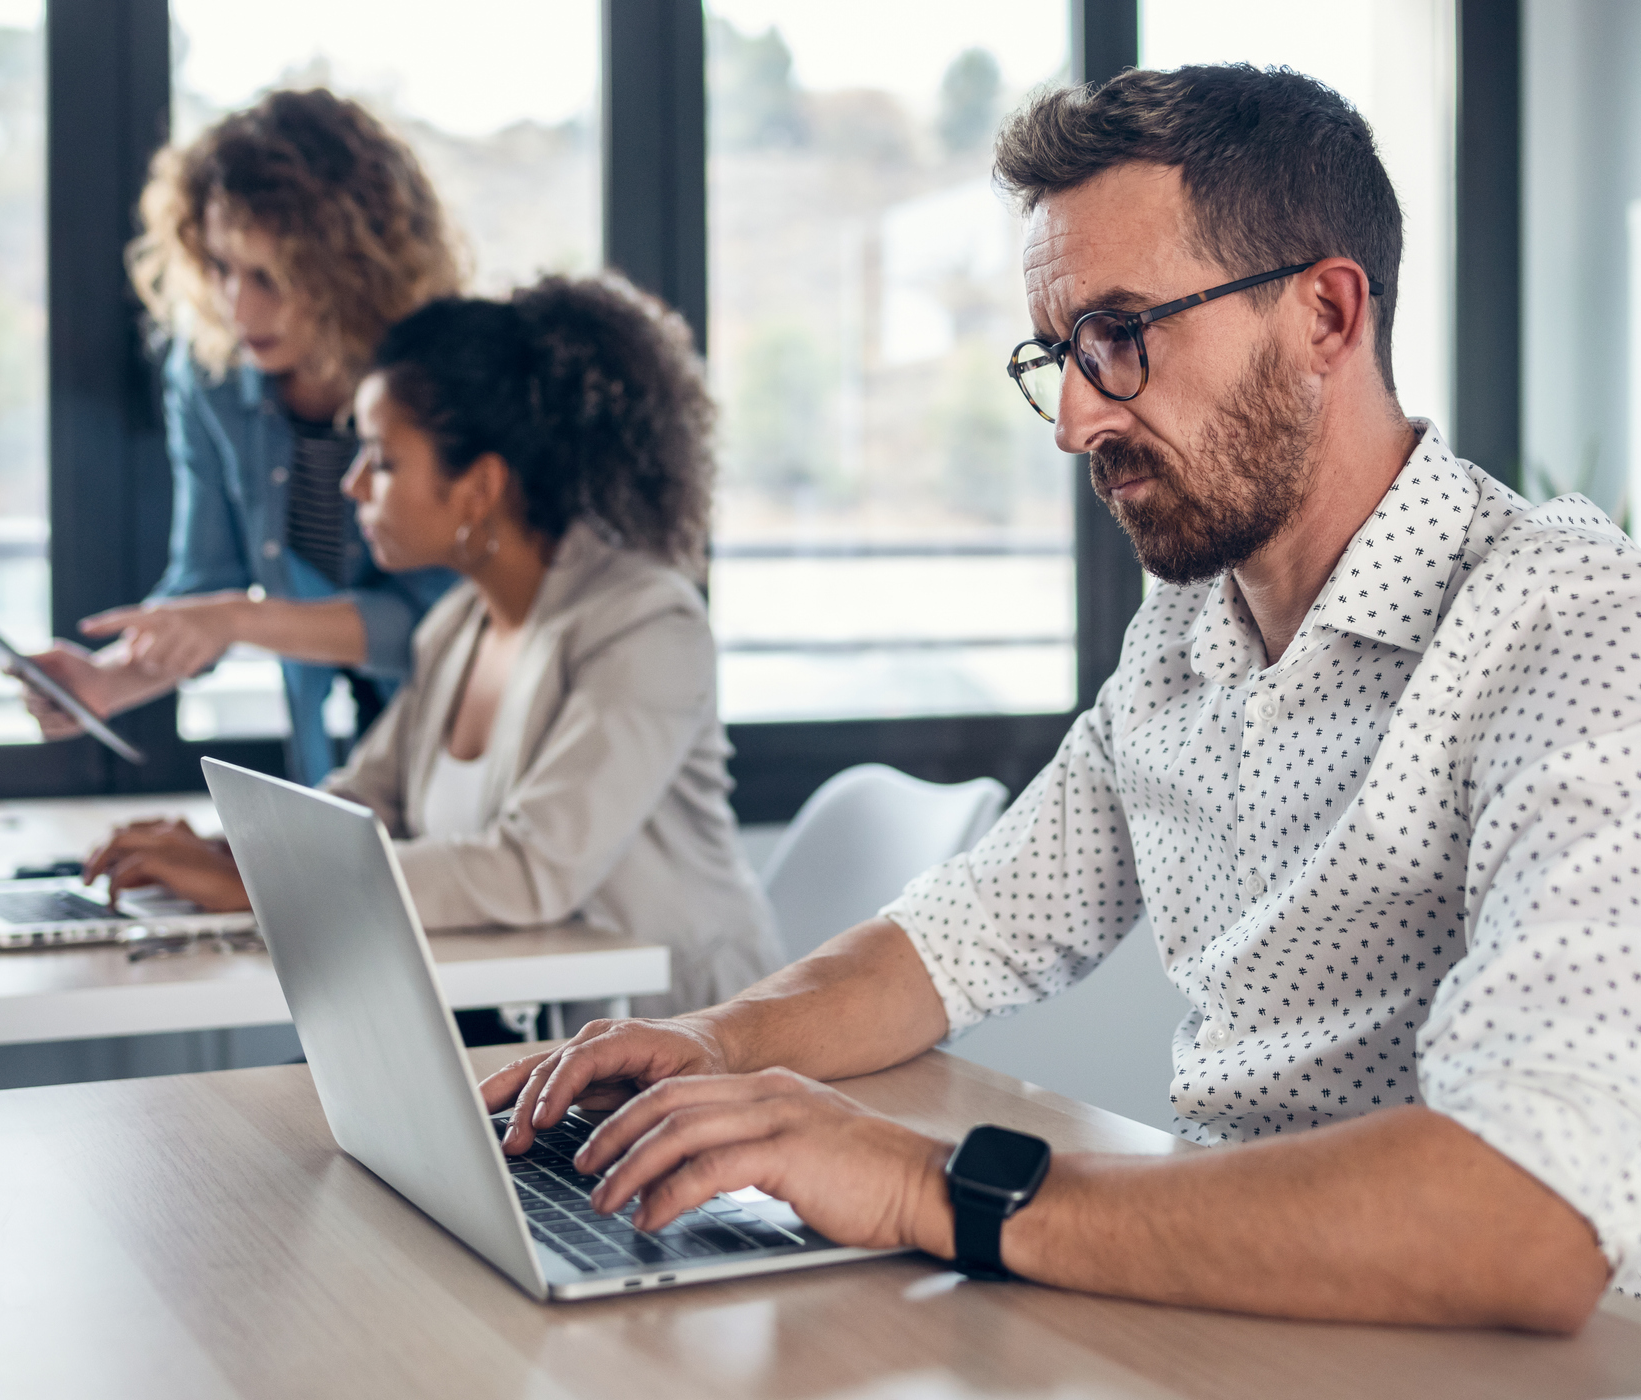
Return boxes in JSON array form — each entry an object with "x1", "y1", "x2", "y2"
[{"x1": 8, "y1": 0, "x2": 1514, "y2": 822}]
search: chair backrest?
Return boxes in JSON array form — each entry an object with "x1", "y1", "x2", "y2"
[{"x1": 760, "y1": 763, "x2": 1009, "y2": 963}]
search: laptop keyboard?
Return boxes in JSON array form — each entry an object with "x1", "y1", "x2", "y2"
[
  {"x1": 496, "y1": 1113, "x2": 805, "y2": 1273},
  {"x1": 0, "y1": 889, "x2": 127, "y2": 924}
]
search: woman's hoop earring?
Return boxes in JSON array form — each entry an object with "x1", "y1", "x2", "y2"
[{"x1": 454, "y1": 519, "x2": 502, "y2": 567}]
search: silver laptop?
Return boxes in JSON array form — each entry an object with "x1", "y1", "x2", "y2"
[
  {"x1": 0, "y1": 875, "x2": 256, "y2": 950},
  {"x1": 202, "y1": 757, "x2": 908, "y2": 1301}
]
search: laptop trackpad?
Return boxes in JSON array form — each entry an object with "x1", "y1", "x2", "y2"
[{"x1": 727, "y1": 1187, "x2": 807, "y2": 1232}]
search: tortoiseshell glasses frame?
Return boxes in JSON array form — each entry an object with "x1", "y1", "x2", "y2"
[{"x1": 1006, "y1": 261, "x2": 1385, "y2": 423}]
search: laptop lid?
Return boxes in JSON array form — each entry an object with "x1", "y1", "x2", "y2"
[{"x1": 202, "y1": 758, "x2": 548, "y2": 1299}]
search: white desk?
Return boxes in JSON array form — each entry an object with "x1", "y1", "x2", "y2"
[
  {"x1": 1, "y1": 790, "x2": 249, "y2": 866},
  {"x1": 0, "y1": 793, "x2": 669, "y2": 1045}
]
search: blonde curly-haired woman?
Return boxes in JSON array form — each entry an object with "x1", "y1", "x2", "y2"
[{"x1": 23, "y1": 88, "x2": 463, "y2": 783}]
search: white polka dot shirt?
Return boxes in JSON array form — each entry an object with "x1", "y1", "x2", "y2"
[{"x1": 883, "y1": 422, "x2": 1641, "y2": 1290}]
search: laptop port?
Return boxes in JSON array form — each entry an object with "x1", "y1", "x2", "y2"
[
  {"x1": 623, "y1": 1278, "x2": 642, "y2": 1288},
  {"x1": 658, "y1": 1274, "x2": 677, "y2": 1285}
]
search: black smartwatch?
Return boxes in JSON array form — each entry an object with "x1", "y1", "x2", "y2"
[{"x1": 944, "y1": 1123, "x2": 1052, "y2": 1280}]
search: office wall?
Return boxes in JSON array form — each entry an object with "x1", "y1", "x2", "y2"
[
  {"x1": 1521, "y1": 0, "x2": 1641, "y2": 522},
  {"x1": 949, "y1": 918, "x2": 1190, "y2": 1134}
]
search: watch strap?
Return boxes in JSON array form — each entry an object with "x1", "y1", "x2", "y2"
[{"x1": 950, "y1": 1188, "x2": 1010, "y2": 1281}]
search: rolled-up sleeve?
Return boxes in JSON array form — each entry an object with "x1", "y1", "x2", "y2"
[
  {"x1": 881, "y1": 707, "x2": 1145, "y2": 1038},
  {"x1": 1419, "y1": 726, "x2": 1641, "y2": 1290},
  {"x1": 343, "y1": 566, "x2": 456, "y2": 680}
]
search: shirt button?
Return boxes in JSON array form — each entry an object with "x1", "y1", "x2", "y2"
[
  {"x1": 261, "y1": 540, "x2": 280, "y2": 560},
  {"x1": 1246, "y1": 871, "x2": 1266, "y2": 897},
  {"x1": 1258, "y1": 700, "x2": 1278, "y2": 721},
  {"x1": 271, "y1": 467, "x2": 289, "y2": 485}
]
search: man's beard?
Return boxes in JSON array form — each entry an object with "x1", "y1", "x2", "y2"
[{"x1": 1090, "y1": 336, "x2": 1320, "y2": 586}]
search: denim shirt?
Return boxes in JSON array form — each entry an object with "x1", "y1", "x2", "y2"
[{"x1": 150, "y1": 342, "x2": 456, "y2": 785}]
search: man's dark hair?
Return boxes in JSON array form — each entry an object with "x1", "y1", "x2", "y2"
[{"x1": 994, "y1": 64, "x2": 1402, "y2": 392}]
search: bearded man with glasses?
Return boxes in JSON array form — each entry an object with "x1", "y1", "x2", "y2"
[{"x1": 478, "y1": 65, "x2": 1635, "y2": 1331}]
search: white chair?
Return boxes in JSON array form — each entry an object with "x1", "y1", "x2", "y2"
[{"x1": 760, "y1": 763, "x2": 1009, "y2": 963}]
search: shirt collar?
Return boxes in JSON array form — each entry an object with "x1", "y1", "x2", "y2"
[
  {"x1": 1305, "y1": 420, "x2": 1478, "y2": 655},
  {"x1": 1186, "y1": 420, "x2": 1479, "y2": 684},
  {"x1": 1188, "y1": 571, "x2": 1266, "y2": 686}
]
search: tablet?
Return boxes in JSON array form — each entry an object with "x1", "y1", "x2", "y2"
[{"x1": 0, "y1": 634, "x2": 146, "y2": 765}]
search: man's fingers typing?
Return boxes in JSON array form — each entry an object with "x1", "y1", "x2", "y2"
[
  {"x1": 479, "y1": 1049, "x2": 555, "y2": 1114},
  {"x1": 497, "y1": 1050, "x2": 567, "y2": 1152},
  {"x1": 589, "y1": 1095, "x2": 789, "y2": 1218},
  {"x1": 629, "y1": 1142, "x2": 786, "y2": 1233},
  {"x1": 576, "y1": 1070, "x2": 791, "y2": 1175}
]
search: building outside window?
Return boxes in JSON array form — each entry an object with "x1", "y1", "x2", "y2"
[{"x1": 705, "y1": 1, "x2": 1075, "y2": 725}]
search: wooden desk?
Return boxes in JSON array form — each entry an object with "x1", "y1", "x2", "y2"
[
  {"x1": 0, "y1": 794, "x2": 669, "y2": 1044},
  {"x1": 2, "y1": 1046, "x2": 1637, "y2": 1400}
]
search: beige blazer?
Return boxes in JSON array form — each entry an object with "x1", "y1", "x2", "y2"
[{"x1": 321, "y1": 522, "x2": 782, "y2": 1017}]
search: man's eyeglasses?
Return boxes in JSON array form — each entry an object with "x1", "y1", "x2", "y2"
[{"x1": 1005, "y1": 262, "x2": 1385, "y2": 422}]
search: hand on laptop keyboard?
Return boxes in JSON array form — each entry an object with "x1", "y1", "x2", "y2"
[
  {"x1": 566, "y1": 1067, "x2": 957, "y2": 1258},
  {"x1": 481, "y1": 1015, "x2": 731, "y2": 1155},
  {"x1": 82, "y1": 819, "x2": 250, "y2": 914},
  {"x1": 495, "y1": 1113, "x2": 804, "y2": 1273}
]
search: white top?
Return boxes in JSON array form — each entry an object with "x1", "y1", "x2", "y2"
[
  {"x1": 883, "y1": 422, "x2": 1641, "y2": 1293},
  {"x1": 420, "y1": 747, "x2": 490, "y2": 840}
]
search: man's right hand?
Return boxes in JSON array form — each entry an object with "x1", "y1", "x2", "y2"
[{"x1": 480, "y1": 1015, "x2": 731, "y2": 1155}]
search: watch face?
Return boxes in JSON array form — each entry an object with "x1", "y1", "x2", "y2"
[{"x1": 950, "y1": 1124, "x2": 1052, "y2": 1195}]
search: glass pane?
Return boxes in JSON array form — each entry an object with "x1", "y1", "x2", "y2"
[
  {"x1": 706, "y1": 2, "x2": 1074, "y2": 724},
  {"x1": 1521, "y1": 0, "x2": 1634, "y2": 529},
  {"x1": 167, "y1": 0, "x2": 600, "y2": 742},
  {"x1": 1141, "y1": 0, "x2": 1457, "y2": 438},
  {"x1": 0, "y1": 0, "x2": 47, "y2": 745}
]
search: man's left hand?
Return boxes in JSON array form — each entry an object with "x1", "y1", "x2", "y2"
[{"x1": 573, "y1": 1067, "x2": 957, "y2": 1254}]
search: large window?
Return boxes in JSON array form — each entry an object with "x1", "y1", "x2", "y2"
[
  {"x1": 705, "y1": 1, "x2": 1074, "y2": 724},
  {"x1": 1140, "y1": 0, "x2": 1457, "y2": 438},
  {"x1": 1148, "y1": 1, "x2": 1457, "y2": 436},
  {"x1": 0, "y1": 0, "x2": 46, "y2": 744},
  {"x1": 7, "y1": 1, "x2": 1502, "y2": 812},
  {"x1": 167, "y1": 0, "x2": 600, "y2": 744},
  {"x1": 1521, "y1": 0, "x2": 1636, "y2": 528}
]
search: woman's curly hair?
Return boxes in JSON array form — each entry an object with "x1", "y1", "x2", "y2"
[
  {"x1": 127, "y1": 88, "x2": 463, "y2": 382},
  {"x1": 373, "y1": 273, "x2": 715, "y2": 575}
]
